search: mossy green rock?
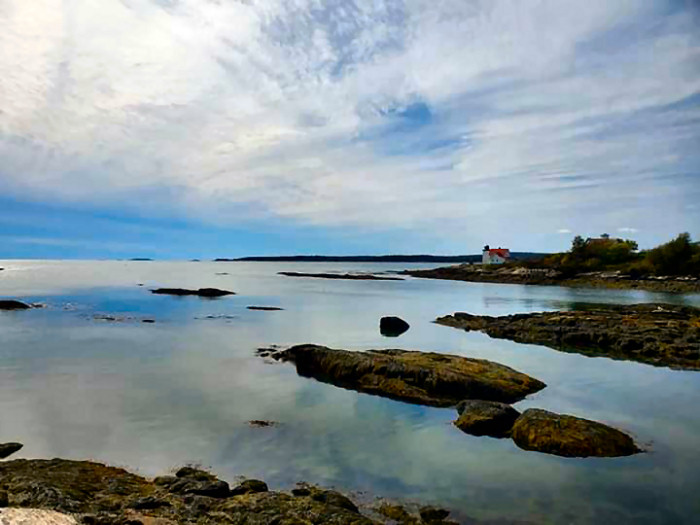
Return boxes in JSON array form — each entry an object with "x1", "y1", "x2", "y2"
[
  {"x1": 273, "y1": 345, "x2": 546, "y2": 406},
  {"x1": 510, "y1": 409, "x2": 642, "y2": 458}
]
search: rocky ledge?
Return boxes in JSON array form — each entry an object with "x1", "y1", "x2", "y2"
[
  {"x1": 263, "y1": 344, "x2": 546, "y2": 406},
  {"x1": 436, "y1": 303, "x2": 700, "y2": 370},
  {"x1": 403, "y1": 265, "x2": 700, "y2": 293},
  {"x1": 150, "y1": 288, "x2": 235, "y2": 297},
  {"x1": 0, "y1": 300, "x2": 32, "y2": 311},
  {"x1": 0, "y1": 459, "x2": 458, "y2": 525},
  {"x1": 278, "y1": 272, "x2": 404, "y2": 281}
]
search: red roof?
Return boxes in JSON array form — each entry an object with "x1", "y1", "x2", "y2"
[{"x1": 488, "y1": 248, "x2": 510, "y2": 258}]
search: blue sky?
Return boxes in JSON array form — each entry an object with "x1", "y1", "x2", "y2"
[{"x1": 0, "y1": 0, "x2": 699, "y2": 259}]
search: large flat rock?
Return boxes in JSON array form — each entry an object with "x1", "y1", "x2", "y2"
[
  {"x1": 271, "y1": 344, "x2": 546, "y2": 406},
  {"x1": 510, "y1": 409, "x2": 642, "y2": 458},
  {"x1": 436, "y1": 303, "x2": 700, "y2": 370}
]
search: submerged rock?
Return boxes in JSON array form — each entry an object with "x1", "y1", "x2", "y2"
[
  {"x1": 270, "y1": 344, "x2": 546, "y2": 406},
  {"x1": 510, "y1": 408, "x2": 642, "y2": 458},
  {"x1": 436, "y1": 303, "x2": 700, "y2": 370},
  {"x1": 380, "y1": 316, "x2": 410, "y2": 337},
  {"x1": 454, "y1": 400, "x2": 520, "y2": 438},
  {"x1": 151, "y1": 288, "x2": 235, "y2": 297},
  {"x1": 0, "y1": 301, "x2": 31, "y2": 311},
  {"x1": 0, "y1": 443, "x2": 23, "y2": 460}
]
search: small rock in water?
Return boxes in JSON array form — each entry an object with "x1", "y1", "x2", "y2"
[
  {"x1": 380, "y1": 316, "x2": 410, "y2": 337},
  {"x1": 0, "y1": 442, "x2": 23, "y2": 459},
  {"x1": 0, "y1": 301, "x2": 31, "y2": 311},
  {"x1": 454, "y1": 400, "x2": 521, "y2": 438},
  {"x1": 510, "y1": 408, "x2": 642, "y2": 457},
  {"x1": 142, "y1": 319, "x2": 156, "y2": 324},
  {"x1": 247, "y1": 306, "x2": 284, "y2": 311},
  {"x1": 151, "y1": 288, "x2": 235, "y2": 297},
  {"x1": 248, "y1": 420, "x2": 277, "y2": 427}
]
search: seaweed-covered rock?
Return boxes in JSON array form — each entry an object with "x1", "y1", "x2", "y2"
[
  {"x1": 454, "y1": 400, "x2": 520, "y2": 438},
  {"x1": 419, "y1": 505, "x2": 451, "y2": 522},
  {"x1": 167, "y1": 467, "x2": 229, "y2": 498},
  {"x1": 271, "y1": 345, "x2": 546, "y2": 406},
  {"x1": 380, "y1": 317, "x2": 410, "y2": 337},
  {"x1": 151, "y1": 288, "x2": 235, "y2": 297},
  {"x1": 510, "y1": 409, "x2": 642, "y2": 458},
  {"x1": 0, "y1": 301, "x2": 31, "y2": 311},
  {"x1": 0, "y1": 443, "x2": 23, "y2": 459},
  {"x1": 436, "y1": 303, "x2": 700, "y2": 370}
]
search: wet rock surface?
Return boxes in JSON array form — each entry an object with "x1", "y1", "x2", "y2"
[
  {"x1": 150, "y1": 288, "x2": 235, "y2": 297},
  {"x1": 510, "y1": 409, "x2": 642, "y2": 458},
  {"x1": 0, "y1": 301, "x2": 31, "y2": 311},
  {"x1": 454, "y1": 401, "x2": 521, "y2": 438},
  {"x1": 267, "y1": 344, "x2": 546, "y2": 406},
  {"x1": 279, "y1": 272, "x2": 404, "y2": 281},
  {"x1": 436, "y1": 303, "x2": 700, "y2": 370},
  {"x1": 0, "y1": 444, "x2": 23, "y2": 460},
  {"x1": 0, "y1": 459, "x2": 381, "y2": 524},
  {"x1": 380, "y1": 316, "x2": 410, "y2": 337}
]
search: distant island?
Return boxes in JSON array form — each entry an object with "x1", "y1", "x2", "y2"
[{"x1": 218, "y1": 253, "x2": 548, "y2": 263}]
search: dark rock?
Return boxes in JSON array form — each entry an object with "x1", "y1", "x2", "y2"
[
  {"x1": 510, "y1": 408, "x2": 642, "y2": 458},
  {"x1": 310, "y1": 489, "x2": 359, "y2": 513},
  {"x1": 0, "y1": 300, "x2": 31, "y2": 311},
  {"x1": 436, "y1": 303, "x2": 700, "y2": 370},
  {"x1": 230, "y1": 479, "x2": 268, "y2": 496},
  {"x1": 378, "y1": 503, "x2": 418, "y2": 523},
  {"x1": 0, "y1": 490, "x2": 8, "y2": 507},
  {"x1": 454, "y1": 400, "x2": 520, "y2": 438},
  {"x1": 279, "y1": 271, "x2": 404, "y2": 281},
  {"x1": 175, "y1": 466, "x2": 213, "y2": 480},
  {"x1": 273, "y1": 344, "x2": 546, "y2": 407},
  {"x1": 248, "y1": 420, "x2": 277, "y2": 427},
  {"x1": 380, "y1": 316, "x2": 410, "y2": 337},
  {"x1": 0, "y1": 442, "x2": 23, "y2": 459},
  {"x1": 419, "y1": 506, "x2": 450, "y2": 522},
  {"x1": 247, "y1": 306, "x2": 284, "y2": 311},
  {"x1": 129, "y1": 496, "x2": 171, "y2": 509},
  {"x1": 141, "y1": 319, "x2": 155, "y2": 324},
  {"x1": 151, "y1": 288, "x2": 235, "y2": 297},
  {"x1": 153, "y1": 475, "x2": 177, "y2": 486},
  {"x1": 291, "y1": 487, "x2": 311, "y2": 497}
]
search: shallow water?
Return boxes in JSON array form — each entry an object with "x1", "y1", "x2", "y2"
[{"x1": 1, "y1": 260, "x2": 699, "y2": 524}]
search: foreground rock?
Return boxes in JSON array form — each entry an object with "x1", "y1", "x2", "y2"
[
  {"x1": 279, "y1": 272, "x2": 404, "y2": 281},
  {"x1": 268, "y1": 344, "x2": 546, "y2": 406},
  {"x1": 380, "y1": 316, "x2": 410, "y2": 337},
  {"x1": 454, "y1": 400, "x2": 520, "y2": 438},
  {"x1": 0, "y1": 459, "x2": 380, "y2": 524},
  {"x1": 404, "y1": 264, "x2": 700, "y2": 293},
  {"x1": 151, "y1": 288, "x2": 235, "y2": 297},
  {"x1": 510, "y1": 409, "x2": 642, "y2": 457},
  {"x1": 0, "y1": 301, "x2": 31, "y2": 311},
  {"x1": 0, "y1": 509, "x2": 78, "y2": 524},
  {"x1": 0, "y1": 443, "x2": 23, "y2": 459},
  {"x1": 436, "y1": 303, "x2": 700, "y2": 370}
]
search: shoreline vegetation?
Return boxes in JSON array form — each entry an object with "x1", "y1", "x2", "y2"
[{"x1": 404, "y1": 233, "x2": 700, "y2": 293}]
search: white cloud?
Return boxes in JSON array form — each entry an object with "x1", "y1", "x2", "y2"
[
  {"x1": 557, "y1": 229, "x2": 572, "y2": 234},
  {"x1": 0, "y1": 0, "x2": 698, "y2": 248},
  {"x1": 617, "y1": 227, "x2": 639, "y2": 233}
]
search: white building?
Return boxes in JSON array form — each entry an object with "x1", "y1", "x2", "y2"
[{"x1": 482, "y1": 245, "x2": 511, "y2": 265}]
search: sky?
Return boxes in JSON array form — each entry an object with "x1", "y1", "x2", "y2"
[{"x1": 0, "y1": 0, "x2": 699, "y2": 259}]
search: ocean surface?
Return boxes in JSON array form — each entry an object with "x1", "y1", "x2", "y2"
[{"x1": 1, "y1": 260, "x2": 700, "y2": 524}]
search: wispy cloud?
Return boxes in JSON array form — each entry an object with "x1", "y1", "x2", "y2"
[
  {"x1": 0, "y1": 0, "x2": 698, "y2": 252},
  {"x1": 617, "y1": 227, "x2": 639, "y2": 233}
]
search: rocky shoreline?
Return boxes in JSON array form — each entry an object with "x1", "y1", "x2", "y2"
[
  {"x1": 403, "y1": 265, "x2": 700, "y2": 293},
  {"x1": 436, "y1": 303, "x2": 700, "y2": 370},
  {"x1": 0, "y1": 456, "x2": 464, "y2": 524}
]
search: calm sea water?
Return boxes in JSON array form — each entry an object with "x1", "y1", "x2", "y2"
[{"x1": 1, "y1": 260, "x2": 700, "y2": 524}]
